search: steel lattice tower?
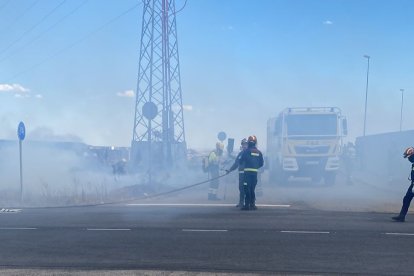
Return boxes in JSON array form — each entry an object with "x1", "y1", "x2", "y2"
[{"x1": 131, "y1": 0, "x2": 186, "y2": 168}]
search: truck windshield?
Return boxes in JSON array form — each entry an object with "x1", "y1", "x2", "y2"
[{"x1": 286, "y1": 114, "x2": 337, "y2": 136}]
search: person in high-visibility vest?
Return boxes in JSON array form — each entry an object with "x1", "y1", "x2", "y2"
[
  {"x1": 392, "y1": 147, "x2": 414, "y2": 222},
  {"x1": 226, "y1": 138, "x2": 248, "y2": 207},
  {"x1": 207, "y1": 142, "x2": 224, "y2": 200},
  {"x1": 239, "y1": 135, "x2": 264, "y2": 210}
]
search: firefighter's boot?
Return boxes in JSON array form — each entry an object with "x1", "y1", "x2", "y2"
[
  {"x1": 236, "y1": 194, "x2": 244, "y2": 207},
  {"x1": 392, "y1": 215, "x2": 405, "y2": 222},
  {"x1": 241, "y1": 205, "x2": 250, "y2": 211}
]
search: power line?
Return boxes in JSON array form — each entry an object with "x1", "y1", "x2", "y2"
[
  {"x1": 0, "y1": 0, "x2": 40, "y2": 36},
  {"x1": 0, "y1": 0, "x2": 67, "y2": 57},
  {"x1": 174, "y1": 0, "x2": 188, "y2": 15},
  {"x1": 4, "y1": 2, "x2": 142, "y2": 82},
  {"x1": 0, "y1": 0, "x2": 89, "y2": 64}
]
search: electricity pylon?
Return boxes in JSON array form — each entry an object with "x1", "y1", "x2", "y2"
[{"x1": 131, "y1": 0, "x2": 186, "y2": 170}]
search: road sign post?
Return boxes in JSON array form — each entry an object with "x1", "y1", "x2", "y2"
[
  {"x1": 17, "y1": 122, "x2": 25, "y2": 202},
  {"x1": 143, "y1": 102, "x2": 158, "y2": 185}
]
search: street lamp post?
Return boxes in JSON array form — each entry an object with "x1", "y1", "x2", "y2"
[
  {"x1": 363, "y1": 55, "x2": 370, "y2": 136},
  {"x1": 400, "y1": 88, "x2": 404, "y2": 132}
]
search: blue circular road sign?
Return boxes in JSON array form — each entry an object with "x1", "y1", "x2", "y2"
[
  {"x1": 142, "y1": 101, "x2": 158, "y2": 120},
  {"x1": 17, "y1": 122, "x2": 26, "y2": 141},
  {"x1": 217, "y1": 131, "x2": 227, "y2": 142}
]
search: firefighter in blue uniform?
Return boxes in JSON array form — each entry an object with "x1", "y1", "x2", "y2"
[
  {"x1": 392, "y1": 147, "x2": 414, "y2": 222},
  {"x1": 239, "y1": 135, "x2": 264, "y2": 210},
  {"x1": 226, "y1": 138, "x2": 248, "y2": 207}
]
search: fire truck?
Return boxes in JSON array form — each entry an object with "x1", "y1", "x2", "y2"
[{"x1": 266, "y1": 107, "x2": 347, "y2": 185}]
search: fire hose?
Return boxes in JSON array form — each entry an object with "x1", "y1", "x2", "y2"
[{"x1": 12, "y1": 173, "x2": 230, "y2": 209}]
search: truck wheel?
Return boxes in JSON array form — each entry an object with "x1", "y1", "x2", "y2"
[{"x1": 324, "y1": 172, "x2": 336, "y2": 186}]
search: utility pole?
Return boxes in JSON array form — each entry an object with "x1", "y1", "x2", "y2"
[{"x1": 363, "y1": 55, "x2": 370, "y2": 136}]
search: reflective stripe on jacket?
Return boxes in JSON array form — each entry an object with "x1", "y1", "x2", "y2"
[{"x1": 240, "y1": 146, "x2": 264, "y2": 173}]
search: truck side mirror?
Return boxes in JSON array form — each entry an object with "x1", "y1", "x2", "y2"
[{"x1": 342, "y1": 118, "x2": 348, "y2": 136}]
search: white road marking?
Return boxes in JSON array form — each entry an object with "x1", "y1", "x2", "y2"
[
  {"x1": 86, "y1": 228, "x2": 131, "y2": 231},
  {"x1": 0, "y1": 208, "x2": 22, "y2": 213},
  {"x1": 258, "y1": 204, "x2": 291, "y2": 208},
  {"x1": 127, "y1": 203, "x2": 290, "y2": 208},
  {"x1": 281, "y1": 230, "x2": 330, "y2": 234},
  {"x1": 0, "y1": 227, "x2": 37, "y2": 230},
  {"x1": 87, "y1": 228, "x2": 131, "y2": 231},
  {"x1": 384, "y1": 232, "x2": 414, "y2": 236},
  {"x1": 182, "y1": 229, "x2": 228, "y2": 232}
]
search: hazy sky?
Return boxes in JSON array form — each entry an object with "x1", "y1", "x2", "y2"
[{"x1": 0, "y1": 0, "x2": 413, "y2": 149}]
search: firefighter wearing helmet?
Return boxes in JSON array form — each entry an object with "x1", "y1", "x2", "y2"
[
  {"x1": 239, "y1": 135, "x2": 264, "y2": 210},
  {"x1": 392, "y1": 147, "x2": 414, "y2": 222},
  {"x1": 207, "y1": 142, "x2": 224, "y2": 200},
  {"x1": 226, "y1": 138, "x2": 248, "y2": 207}
]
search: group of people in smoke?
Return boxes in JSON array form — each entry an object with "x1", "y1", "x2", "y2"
[
  {"x1": 204, "y1": 135, "x2": 414, "y2": 219},
  {"x1": 205, "y1": 135, "x2": 263, "y2": 211}
]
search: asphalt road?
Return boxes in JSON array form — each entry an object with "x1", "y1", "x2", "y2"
[{"x1": 0, "y1": 201, "x2": 413, "y2": 275}]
